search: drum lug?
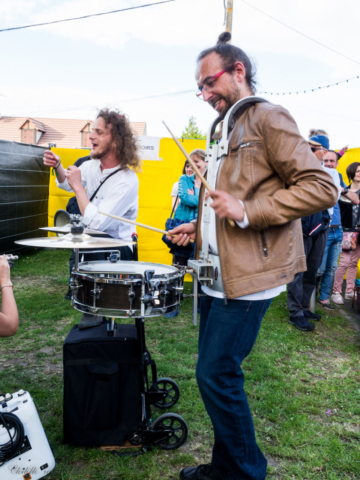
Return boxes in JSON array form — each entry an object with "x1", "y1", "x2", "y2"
[
  {"x1": 90, "y1": 287, "x2": 102, "y2": 299},
  {"x1": 159, "y1": 289, "x2": 170, "y2": 299},
  {"x1": 173, "y1": 286, "x2": 184, "y2": 293}
]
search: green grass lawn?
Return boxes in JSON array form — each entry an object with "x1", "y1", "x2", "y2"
[{"x1": 1, "y1": 249, "x2": 360, "y2": 479}]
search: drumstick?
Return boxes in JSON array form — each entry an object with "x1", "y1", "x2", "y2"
[
  {"x1": 162, "y1": 120, "x2": 235, "y2": 227},
  {"x1": 98, "y1": 211, "x2": 194, "y2": 243}
]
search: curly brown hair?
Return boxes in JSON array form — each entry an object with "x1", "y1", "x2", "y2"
[{"x1": 97, "y1": 108, "x2": 142, "y2": 171}]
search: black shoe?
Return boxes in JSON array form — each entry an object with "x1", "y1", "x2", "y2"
[
  {"x1": 317, "y1": 299, "x2": 335, "y2": 310},
  {"x1": 288, "y1": 316, "x2": 315, "y2": 332},
  {"x1": 304, "y1": 309, "x2": 322, "y2": 321},
  {"x1": 64, "y1": 288, "x2": 72, "y2": 300},
  {"x1": 180, "y1": 464, "x2": 223, "y2": 480}
]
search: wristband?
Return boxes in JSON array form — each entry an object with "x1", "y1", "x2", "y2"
[
  {"x1": 55, "y1": 160, "x2": 61, "y2": 170},
  {"x1": 1, "y1": 284, "x2": 13, "y2": 290}
]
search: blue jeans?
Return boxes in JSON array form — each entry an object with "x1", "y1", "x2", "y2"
[
  {"x1": 317, "y1": 226, "x2": 343, "y2": 301},
  {"x1": 197, "y1": 295, "x2": 272, "y2": 480}
]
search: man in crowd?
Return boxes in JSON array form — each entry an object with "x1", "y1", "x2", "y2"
[
  {"x1": 168, "y1": 32, "x2": 338, "y2": 480},
  {"x1": 317, "y1": 148, "x2": 359, "y2": 309},
  {"x1": 287, "y1": 134, "x2": 341, "y2": 332},
  {"x1": 43, "y1": 109, "x2": 140, "y2": 263}
]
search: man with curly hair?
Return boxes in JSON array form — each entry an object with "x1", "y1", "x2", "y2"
[{"x1": 43, "y1": 109, "x2": 140, "y2": 262}]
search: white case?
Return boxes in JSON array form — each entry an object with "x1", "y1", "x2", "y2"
[{"x1": 0, "y1": 390, "x2": 55, "y2": 480}]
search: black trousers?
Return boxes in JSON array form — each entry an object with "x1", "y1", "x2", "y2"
[{"x1": 287, "y1": 228, "x2": 329, "y2": 318}]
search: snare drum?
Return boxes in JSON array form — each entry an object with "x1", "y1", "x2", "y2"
[{"x1": 71, "y1": 261, "x2": 185, "y2": 318}]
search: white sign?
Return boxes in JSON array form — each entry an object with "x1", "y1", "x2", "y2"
[{"x1": 138, "y1": 136, "x2": 162, "y2": 161}]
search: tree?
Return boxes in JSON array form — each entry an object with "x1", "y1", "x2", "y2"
[{"x1": 181, "y1": 116, "x2": 206, "y2": 140}]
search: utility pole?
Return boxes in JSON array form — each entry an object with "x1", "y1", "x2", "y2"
[{"x1": 225, "y1": 0, "x2": 234, "y2": 35}]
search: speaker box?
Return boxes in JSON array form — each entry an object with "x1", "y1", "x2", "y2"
[{"x1": 63, "y1": 323, "x2": 143, "y2": 446}]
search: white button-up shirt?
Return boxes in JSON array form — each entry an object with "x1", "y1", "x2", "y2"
[{"x1": 57, "y1": 160, "x2": 139, "y2": 241}]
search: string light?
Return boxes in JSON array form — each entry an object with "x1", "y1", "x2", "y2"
[{"x1": 259, "y1": 75, "x2": 360, "y2": 96}]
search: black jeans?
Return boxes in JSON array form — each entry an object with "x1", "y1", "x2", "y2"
[{"x1": 287, "y1": 228, "x2": 329, "y2": 317}]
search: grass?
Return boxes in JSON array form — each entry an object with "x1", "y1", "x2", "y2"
[{"x1": 1, "y1": 249, "x2": 360, "y2": 479}]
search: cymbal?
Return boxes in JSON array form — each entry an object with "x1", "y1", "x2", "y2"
[
  {"x1": 15, "y1": 233, "x2": 134, "y2": 249},
  {"x1": 40, "y1": 225, "x2": 107, "y2": 236}
]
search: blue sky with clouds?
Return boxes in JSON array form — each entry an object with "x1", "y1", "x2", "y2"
[{"x1": 1, "y1": 0, "x2": 360, "y2": 148}]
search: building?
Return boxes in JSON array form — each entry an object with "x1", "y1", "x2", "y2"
[{"x1": 0, "y1": 116, "x2": 147, "y2": 148}]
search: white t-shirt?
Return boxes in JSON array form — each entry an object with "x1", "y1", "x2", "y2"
[
  {"x1": 57, "y1": 160, "x2": 139, "y2": 241},
  {"x1": 171, "y1": 182, "x2": 178, "y2": 197}
]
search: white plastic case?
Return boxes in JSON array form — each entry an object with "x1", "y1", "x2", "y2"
[{"x1": 0, "y1": 390, "x2": 55, "y2": 480}]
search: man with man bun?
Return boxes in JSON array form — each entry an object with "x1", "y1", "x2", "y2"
[{"x1": 168, "y1": 32, "x2": 338, "y2": 480}]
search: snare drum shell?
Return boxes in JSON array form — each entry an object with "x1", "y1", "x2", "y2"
[{"x1": 63, "y1": 323, "x2": 142, "y2": 446}]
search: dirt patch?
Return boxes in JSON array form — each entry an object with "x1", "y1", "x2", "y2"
[
  {"x1": 13, "y1": 275, "x2": 63, "y2": 293},
  {"x1": 179, "y1": 435, "x2": 212, "y2": 464},
  {"x1": 0, "y1": 351, "x2": 63, "y2": 375}
]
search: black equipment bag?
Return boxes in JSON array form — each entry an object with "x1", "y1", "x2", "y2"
[{"x1": 63, "y1": 323, "x2": 143, "y2": 446}]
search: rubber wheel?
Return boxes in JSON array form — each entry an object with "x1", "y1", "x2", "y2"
[
  {"x1": 152, "y1": 413, "x2": 188, "y2": 450},
  {"x1": 153, "y1": 378, "x2": 180, "y2": 409}
]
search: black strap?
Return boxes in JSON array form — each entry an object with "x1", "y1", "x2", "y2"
[
  {"x1": 65, "y1": 357, "x2": 142, "y2": 366},
  {"x1": 169, "y1": 195, "x2": 179, "y2": 219},
  {"x1": 89, "y1": 167, "x2": 122, "y2": 202}
]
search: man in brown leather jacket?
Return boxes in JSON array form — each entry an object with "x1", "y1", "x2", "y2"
[{"x1": 168, "y1": 32, "x2": 338, "y2": 480}]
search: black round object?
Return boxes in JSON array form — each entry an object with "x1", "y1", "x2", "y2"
[
  {"x1": 128, "y1": 432, "x2": 142, "y2": 445},
  {"x1": 151, "y1": 413, "x2": 188, "y2": 450},
  {"x1": 153, "y1": 378, "x2": 180, "y2": 409},
  {"x1": 70, "y1": 225, "x2": 84, "y2": 235}
]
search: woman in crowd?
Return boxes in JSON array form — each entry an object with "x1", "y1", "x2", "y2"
[
  {"x1": 171, "y1": 149, "x2": 207, "y2": 266},
  {"x1": 0, "y1": 255, "x2": 19, "y2": 337},
  {"x1": 171, "y1": 161, "x2": 194, "y2": 211},
  {"x1": 332, "y1": 162, "x2": 360, "y2": 304}
]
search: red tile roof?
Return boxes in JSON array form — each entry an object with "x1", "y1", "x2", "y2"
[{"x1": 0, "y1": 116, "x2": 147, "y2": 148}]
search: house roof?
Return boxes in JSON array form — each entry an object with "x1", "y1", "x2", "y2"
[
  {"x1": 0, "y1": 116, "x2": 147, "y2": 148},
  {"x1": 18, "y1": 118, "x2": 46, "y2": 132}
]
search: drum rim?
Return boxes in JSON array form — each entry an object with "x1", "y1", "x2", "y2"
[{"x1": 77, "y1": 260, "x2": 181, "y2": 274}]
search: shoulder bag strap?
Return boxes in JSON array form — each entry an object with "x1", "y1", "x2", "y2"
[
  {"x1": 89, "y1": 167, "x2": 123, "y2": 202},
  {"x1": 170, "y1": 195, "x2": 179, "y2": 219}
]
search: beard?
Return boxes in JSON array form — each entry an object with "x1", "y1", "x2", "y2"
[
  {"x1": 90, "y1": 141, "x2": 112, "y2": 160},
  {"x1": 210, "y1": 80, "x2": 242, "y2": 119}
]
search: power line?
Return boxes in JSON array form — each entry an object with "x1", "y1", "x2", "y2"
[
  {"x1": 259, "y1": 75, "x2": 360, "y2": 96},
  {"x1": 0, "y1": 0, "x2": 175, "y2": 33},
  {"x1": 4, "y1": 73, "x2": 360, "y2": 117},
  {"x1": 239, "y1": 0, "x2": 360, "y2": 67}
]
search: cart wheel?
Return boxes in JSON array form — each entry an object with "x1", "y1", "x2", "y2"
[
  {"x1": 152, "y1": 413, "x2": 188, "y2": 450},
  {"x1": 153, "y1": 378, "x2": 180, "y2": 409},
  {"x1": 128, "y1": 431, "x2": 142, "y2": 445}
]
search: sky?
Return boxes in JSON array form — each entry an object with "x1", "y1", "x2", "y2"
[{"x1": 1, "y1": 0, "x2": 360, "y2": 149}]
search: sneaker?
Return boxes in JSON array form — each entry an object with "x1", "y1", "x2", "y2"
[
  {"x1": 64, "y1": 287, "x2": 72, "y2": 300},
  {"x1": 331, "y1": 293, "x2": 344, "y2": 305},
  {"x1": 317, "y1": 299, "x2": 335, "y2": 310},
  {"x1": 304, "y1": 309, "x2": 322, "y2": 321},
  {"x1": 345, "y1": 292, "x2": 356, "y2": 300},
  {"x1": 288, "y1": 316, "x2": 315, "y2": 332},
  {"x1": 180, "y1": 464, "x2": 223, "y2": 480}
]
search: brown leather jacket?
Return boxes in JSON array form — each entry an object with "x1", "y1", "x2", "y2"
[{"x1": 195, "y1": 102, "x2": 338, "y2": 299}]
